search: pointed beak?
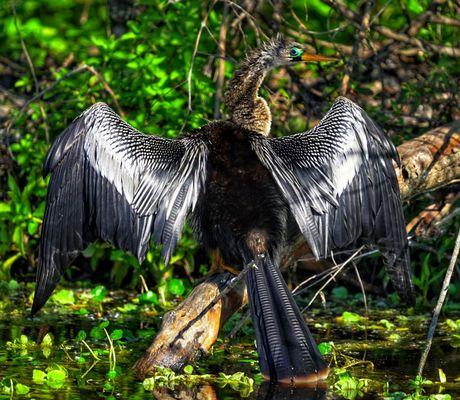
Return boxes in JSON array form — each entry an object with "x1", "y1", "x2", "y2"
[{"x1": 301, "y1": 53, "x2": 338, "y2": 62}]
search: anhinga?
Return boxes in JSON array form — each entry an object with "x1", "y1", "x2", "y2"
[{"x1": 32, "y1": 36, "x2": 414, "y2": 385}]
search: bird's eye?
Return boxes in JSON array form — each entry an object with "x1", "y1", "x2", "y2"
[{"x1": 290, "y1": 47, "x2": 301, "y2": 57}]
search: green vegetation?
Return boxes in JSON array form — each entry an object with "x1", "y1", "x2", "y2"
[
  {"x1": 1, "y1": 287, "x2": 459, "y2": 398},
  {"x1": 0, "y1": 0, "x2": 458, "y2": 398}
]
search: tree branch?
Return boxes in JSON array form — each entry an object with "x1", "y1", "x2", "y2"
[{"x1": 321, "y1": 0, "x2": 460, "y2": 58}]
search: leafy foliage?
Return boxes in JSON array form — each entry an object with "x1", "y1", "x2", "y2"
[{"x1": 1, "y1": 0, "x2": 458, "y2": 304}]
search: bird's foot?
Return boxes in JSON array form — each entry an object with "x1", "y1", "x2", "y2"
[{"x1": 207, "y1": 249, "x2": 239, "y2": 276}]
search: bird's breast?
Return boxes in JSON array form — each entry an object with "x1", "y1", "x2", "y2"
[{"x1": 190, "y1": 122, "x2": 288, "y2": 266}]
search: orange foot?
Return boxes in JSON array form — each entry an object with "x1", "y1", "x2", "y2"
[{"x1": 208, "y1": 249, "x2": 240, "y2": 276}]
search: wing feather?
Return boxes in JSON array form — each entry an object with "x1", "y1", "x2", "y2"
[
  {"x1": 251, "y1": 97, "x2": 414, "y2": 304},
  {"x1": 33, "y1": 103, "x2": 208, "y2": 314}
]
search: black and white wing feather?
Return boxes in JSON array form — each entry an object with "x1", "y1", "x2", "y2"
[
  {"x1": 251, "y1": 97, "x2": 414, "y2": 304},
  {"x1": 33, "y1": 103, "x2": 208, "y2": 314}
]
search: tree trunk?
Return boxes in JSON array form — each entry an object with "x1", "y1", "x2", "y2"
[{"x1": 134, "y1": 122, "x2": 460, "y2": 377}]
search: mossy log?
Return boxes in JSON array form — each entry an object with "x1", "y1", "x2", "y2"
[{"x1": 134, "y1": 122, "x2": 460, "y2": 377}]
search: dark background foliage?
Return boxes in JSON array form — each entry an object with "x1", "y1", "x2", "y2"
[{"x1": 0, "y1": 0, "x2": 459, "y2": 305}]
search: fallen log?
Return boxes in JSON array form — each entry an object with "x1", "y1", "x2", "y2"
[
  {"x1": 134, "y1": 121, "x2": 460, "y2": 377},
  {"x1": 396, "y1": 121, "x2": 460, "y2": 200},
  {"x1": 134, "y1": 273, "x2": 246, "y2": 377}
]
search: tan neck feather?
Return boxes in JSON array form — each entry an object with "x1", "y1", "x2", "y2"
[{"x1": 224, "y1": 54, "x2": 272, "y2": 136}]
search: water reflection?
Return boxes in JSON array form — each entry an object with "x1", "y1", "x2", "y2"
[
  {"x1": 256, "y1": 382, "x2": 327, "y2": 400},
  {"x1": 151, "y1": 382, "x2": 327, "y2": 400},
  {"x1": 152, "y1": 385, "x2": 217, "y2": 400}
]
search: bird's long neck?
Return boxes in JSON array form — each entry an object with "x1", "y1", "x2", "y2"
[{"x1": 224, "y1": 49, "x2": 274, "y2": 136}]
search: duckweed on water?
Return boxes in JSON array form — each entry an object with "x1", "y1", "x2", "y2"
[{"x1": 0, "y1": 284, "x2": 459, "y2": 399}]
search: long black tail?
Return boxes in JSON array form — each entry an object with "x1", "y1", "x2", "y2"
[{"x1": 245, "y1": 252, "x2": 328, "y2": 385}]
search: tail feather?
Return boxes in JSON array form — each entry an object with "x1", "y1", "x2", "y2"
[{"x1": 246, "y1": 252, "x2": 328, "y2": 385}]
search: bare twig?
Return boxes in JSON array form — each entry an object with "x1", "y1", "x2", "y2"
[
  {"x1": 4, "y1": 64, "x2": 124, "y2": 140},
  {"x1": 353, "y1": 261, "x2": 368, "y2": 314},
  {"x1": 179, "y1": 0, "x2": 217, "y2": 134},
  {"x1": 292, "y1": 264, "x2": 342, "y2": 295},
  {"x1": 0, "y1": 55, "x2": 25, "y2": 72},
  {"x1": 139, "y1": 274, "x2": 149, "y2": 293},
  {"x1": 302, "y1": 246, "x2": 365, "y2": 311},
  {"x1": 187, "y1": 0, "x2": 217, "y2": 113},
  {"x1": 214, "y1": 3, "x2": 229, "y2": 119},
  {"x1": 83, "y1": 65, "x2": 124, "y2": 117},
  {"x1": 0, "y1": 85, "x2": 25, "y2": 107},
  {"x1": 293, "y1": 248, "x2": 379, "y2": 298},
  {"x1": 340, "y1": 1, "x2": 374, "y2": 96},
  {"x1": 6, "y1": 65, "x2": 86, "y2": 129},
  {"x1": 11, "y1": 0, "x2": 50, "y2": 141},
  {"x1": 429, "y1": 14, "x2": 460, "y2": 27},
  {"x1": 417, "y1": 227, "x2": 460, "y2": 376},
  {"x1": 291, "y1": 10, "x2": 347, "y2": 36},
  {"x1": 322, "y1": 0, "x2": 460, "y2": 58}
]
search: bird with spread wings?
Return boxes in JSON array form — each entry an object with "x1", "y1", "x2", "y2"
[{"x1": 33, "y1": 36, "x2": 414, "y2": 385}]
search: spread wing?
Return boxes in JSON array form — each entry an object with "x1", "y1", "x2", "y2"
[
  {"x1": 33, "y1": 103, "x2": 208, "y2": 314},
  {"x1": 251, "y1": 97, "x2": 414, "y2": 304}
]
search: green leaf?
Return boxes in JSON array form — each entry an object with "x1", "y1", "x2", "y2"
[
  {"x1": 20, "y1": 335, "x2": 28, "y2": 345},
  {"x1": 32, "y1": 369, "x2": 46, "y2": 384},
  {"x1": 0, "y1": 202, "x2": 11, "y2": 213},
  {"x1": 183, "y1": 365, "x2": 194, "y2": 374},
  {"x1": 99, "y1": 321, "x2": 109, "y2": 329},
  {"x1": 41, "y1": 333, "x2": 53, "y2": 347},
  {"x1": 27, "y1": 221, "x2": 39, "y2": 235},
  {"x1": 8, "y1": 279, "x2": 19, "y2": 291},
  {"x1": 143, "y1": 377, "x2": 155, "y2": 390},
  {"x1": 167, "y1": 278, "x2": 185, "y2": 296},
  {"x1": 42, "y1": 346, "x2": 51, "y2": 358},
  {"x1": 407, "y1": 0, "x2": 425, "y2": 14},
  {"x1": 341, "y1": 311, "x2": 361, "y2": 324},
  {"x1": 90, "y1": 326, "x2": 105, "y2": 340},
  {"x1": 107, "y1": 370, "x2": 117, "y2": 380},
  {"x1": 76, "y1": 330, "x2": 87, "y2": 341},
  {"x1": 430, "y1": 394, "x2": 452, "y2": 400},
  {"x1": 12, "y1": 226, "x2": 25, "y2": 255},
  {"x1": 76, "y1": 356, "x2": 86, "y2": 364},
  {"x1": 15, "y1": 383, "x2": 30, "y2": 395},
  {"x1": 90, "y1": 285, "x2": 107, "y2": 302},
  {"x1": 446, "y1": 319, "x2": 459, "y2": 331},
  {"x1": 318, "y1": 341, "x2": 333, "y2": 355},
  {"x1": 379, "y1": 319, "x2": 395, "y2": 330},
  {"x1": 7, "y1": 175, "x2": 21, "y2": 203},
  {"x1": 438, "y1": 368, "x2": 447, "y2": 383},
  {"x1": 46, "y1": 368, "x2": 67, "y2": 388},
  {"x1": 138, "y1": 290, "x2": 158, "y2": 305},
  {"x1": 110, "y1": 329, "x2": 123, "y2": 341},
  {"x1": 3, "y1": 254, "x2": 21, "y2": 270},
  {"x1": 117, "y1": 303, "x2": 137, "y2": 313},
  {"x1": 388, "y1": 333, "x2": 401, "y2": 341},
  {"x1": 51, "y1": 289, "x2": 75, "y2": 305},
  {"x1": 47, "y1": 369, "x2": 66, "y2": 382}
]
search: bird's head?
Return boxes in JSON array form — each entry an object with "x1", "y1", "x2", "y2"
[{"x1": 259, "y1": 34, "x2": 338, "y2": 67}]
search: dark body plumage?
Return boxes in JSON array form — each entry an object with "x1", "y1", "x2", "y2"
[
  {"x1": 32, "y1": 36, "x2": 415, "y2": 385},
  {"x1": 191, "y1": 121, "x2": 288, "y2": 265}
]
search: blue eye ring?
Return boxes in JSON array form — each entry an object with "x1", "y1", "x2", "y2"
[{"x1": 290, "y1": 47, "x2": 302, "y2": 58}]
